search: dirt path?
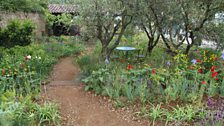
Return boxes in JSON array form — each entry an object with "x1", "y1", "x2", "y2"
[{"x1": 41, "y1": 57, "x2": 150, "y2": 126}]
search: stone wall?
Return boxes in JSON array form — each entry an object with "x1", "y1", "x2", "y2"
[{"x1": 0, "y1": 11, "x2": 46, "y2": 36}]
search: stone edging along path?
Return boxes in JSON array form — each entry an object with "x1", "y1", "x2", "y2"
[{"x1": 41, "y1": 57, "x2": 150, "y2": 126}]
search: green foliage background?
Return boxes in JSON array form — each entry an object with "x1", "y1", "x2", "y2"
[{"x1": 0, "y1": 0, "x2": 47, "y2": 12}]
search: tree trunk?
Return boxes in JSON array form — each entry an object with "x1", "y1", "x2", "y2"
[
  {"x1": 185, "y1": 45, "x2": 192, "y2": 55},
  {"x1": 147, "y1": 40, "x2": 155, "y2": 56},
  {"x1": 108, "y1": 21, "x2": 131, "y2": 57},
  {"x1": 185, "y1": 31, "x2": 194, "y2": 55},
  {"x1": 101, "y1": 45, "x2": 108, "y2": 59},
  {"x1": 161, "y1": 34, "x2": 171, "y2": 49}
]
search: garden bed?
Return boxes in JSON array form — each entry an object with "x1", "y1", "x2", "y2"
[
  {"x1": 77, "y1": 43, "x2": 224, "y2": 126},
  {"x1": 0, "y1": 36, "x2": 84, "y2": 126}
]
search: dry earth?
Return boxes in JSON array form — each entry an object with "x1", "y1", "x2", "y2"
[{"x1": 41, "y1": 57, "x2": 151, "y2": 126}]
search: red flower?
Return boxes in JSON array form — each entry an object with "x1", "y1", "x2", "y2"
[
  {"x1": 2, "y1": 69, "x2": 6, "y2": 75},
  {"x1": 127, "y1": 64, "x2": 133, "y2": 70},
  {"x1": 152, "y1": 69, "x2": 156, "y2": 74},
  {"x1": 197, "y1": 59, "x2": 201, "y2": 63},
  {"x1": 198, "y1": 68, "x2": 203, "y2": 73},
  {"x1": 25, "y1": 55, "x2": 31, "y2": 61},
  {"x1": 25, "y1": 57, "x2": 29, "y2": 61},
  {"x1": 211, "y1": 66, "x2": 216, "y2": 72},
  {"x1": 121, "y1": 59, "x2": 126, "y2": 63},
  {"x1": 214, "y1": 57, "x2": 218, "y2": 61},
  {"x1": 215, "y1": 78, "x2": 219, "y2": 81},
  {"x1": 212, "y1": 72, "x2": 218, "y2": 78},
  {"x1": 201, "y1": 81, "x2": 206, "y2": 85}
]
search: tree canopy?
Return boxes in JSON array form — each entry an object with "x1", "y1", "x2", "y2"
[
  {"x1": 74, "y1": 0, "x2": 133, "y2": 59},
  {"x1": 73, "y1": 0, "x2": 224, "y2": 59},
  {"x1": 2, "y1": 0, "x2": 223, "y2": 57},
  {"x1": 0, "y1": 0, "x2": 47, "y2": 12}
]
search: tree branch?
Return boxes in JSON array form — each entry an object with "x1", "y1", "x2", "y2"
[{"x1": 194, "y1": 4, "x2": 210, "y2": 31}]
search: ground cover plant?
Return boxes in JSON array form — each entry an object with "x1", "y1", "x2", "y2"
[{"x1": 0, "y1": 36, "x2": 84, "y2": 125}]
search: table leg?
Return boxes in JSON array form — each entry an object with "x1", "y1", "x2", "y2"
[{"x1": 126, "y1": 51, "x2": 129, "y2": 59}]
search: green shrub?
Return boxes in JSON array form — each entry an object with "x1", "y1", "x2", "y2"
[
  {"x1": 82, "y1": 68, "x2": 114, "y2": 94},
  {"x1": 0, "y1": 19, "x2": 35, "y2": 48}
]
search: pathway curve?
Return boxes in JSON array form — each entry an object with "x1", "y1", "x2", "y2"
[{"x1": 41, "y1": 57, "x2": 150, "y2": 126}]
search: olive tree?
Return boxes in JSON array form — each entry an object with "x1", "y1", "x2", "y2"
[
  {"x1": 74, "y1": 0, "x2": 133, "y2": 60},
  {"x1": 134, "y1": 0, "x2": 167, "y2": 54},
  {"x1": 161, "y1": 0, "x2": 224, "y2": 54},
  {"x1": 202, "y1": 21, "x2": 224, "y2": 51}
]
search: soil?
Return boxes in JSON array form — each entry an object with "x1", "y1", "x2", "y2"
[{"x1": 41, "y1": 56, "x2": 151, "y2": 126}]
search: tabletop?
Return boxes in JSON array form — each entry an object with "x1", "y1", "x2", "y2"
[{"x1": 116, "y1": 46, "x2": 136, "y2": 51}]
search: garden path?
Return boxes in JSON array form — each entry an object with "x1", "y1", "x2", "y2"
[{"x1": 41, "y1": 56, "x2": 150, "y2": 126}]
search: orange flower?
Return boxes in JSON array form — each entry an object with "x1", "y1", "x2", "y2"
[
  {"x1": 152, "y1": 69, "x2": 156, "y2": 74},
  {"x1": 189, "y1": 66, "x2": 194, "y2": 70},
  {"x1": 20, "y1": 63, "x2": 25, "y2": 68},
  {"x1": 2, "y1": 69, "x2": 6, "y2": 75}
]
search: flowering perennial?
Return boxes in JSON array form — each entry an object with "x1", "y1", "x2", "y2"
[
  {"x1": 127, "y1": 64, "x2": 133, "y2": 70},
  {"x1": 152, "y1": 69, "x2": 156, "y2": 74},
  {"x1": 191, "y1": 59, "x2": 197, "y2": 65},
  {"x1": 198, "y1": 68, "x2": 203, "y2": 73},
  {"x1": 201, "y1": 81, "x2": 206, "y2": 85},
  {"x1": 25, "y1": 55, "x2": 31, "y2": 61},
  {"x1": 221, "y1": 53, "x2": 224, "y2": 60}
]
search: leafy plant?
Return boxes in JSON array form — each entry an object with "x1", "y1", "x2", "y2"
[
  {"x1": 82, "y1": 68, "x2": 114, "y2": 94},
  {"x1": 122, "y1": 83, "x2": 135, "y2": 101},
  {"x1": 36, "y1": 103, "x2": 61, "y2": 125},
  {"x1": 148, "y1": 103, "x2": 164, "y2": 126},
  {"x1": 104, "y1": 76, "x2": 122, "y2": 99},
  {"x1": 0, "y1": 19, "x2": 35, "y2": 48},
  {"x1": 0, "y1": 91, "x2": 60, "y2": 126}
]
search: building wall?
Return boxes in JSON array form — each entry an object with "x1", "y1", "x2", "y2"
[{"x1": 0, "y1": 11, "x2": 46, "y2": 36}]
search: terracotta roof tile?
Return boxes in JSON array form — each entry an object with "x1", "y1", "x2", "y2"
[{"x1": 48, "y1": 4, "x2": 78, "y2": 13}]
